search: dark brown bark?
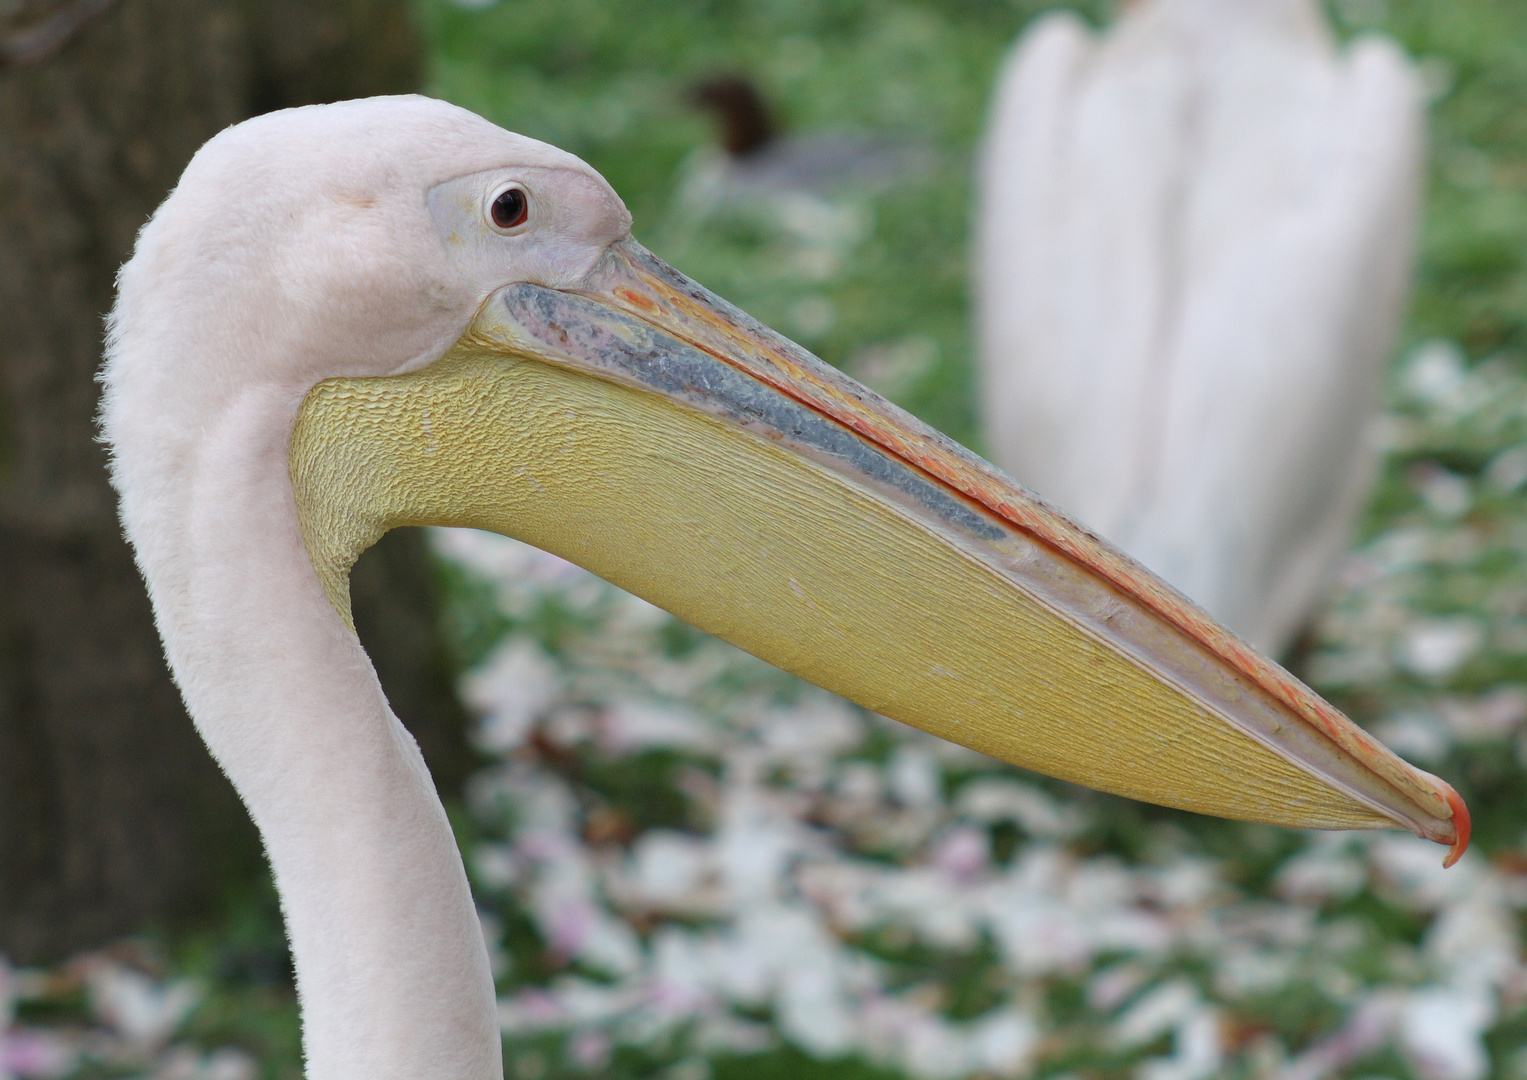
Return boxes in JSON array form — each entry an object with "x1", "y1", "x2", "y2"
[{"x1": 0, "y1": 0, "x2": 473, "y2": 963}]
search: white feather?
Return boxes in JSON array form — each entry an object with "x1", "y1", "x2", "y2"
[{"x1": 976, "y1": 0, "x2": 1422, "y2": 654}]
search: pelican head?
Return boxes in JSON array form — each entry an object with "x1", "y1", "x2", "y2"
[{"x1": 100, "y1": 96, "x2": 1463, "y2": 1080}]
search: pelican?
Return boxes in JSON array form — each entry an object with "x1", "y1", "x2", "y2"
[
  {"x1": 100, "y1": 96, "x2": 1461, "y2": 1080},
  {"x1": 976, "y1": 0, "x2": 1422, "y2": 656}
]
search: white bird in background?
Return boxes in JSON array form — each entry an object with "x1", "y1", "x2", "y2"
[
  {"x1": 976, "y1": 0, "x2": 1423, "y2": 656},
  {"x1": 101, "y1": 96, "x2": 1461, "y2": 1079}
]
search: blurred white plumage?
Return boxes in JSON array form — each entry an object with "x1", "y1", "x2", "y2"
[{"x1": 975, "y1": 0, "x2": 1423, "y2": 655}]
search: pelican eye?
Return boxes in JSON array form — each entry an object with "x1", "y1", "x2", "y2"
[{"x1": 488, "y1": 185, "x2": 529, "y2": 231}]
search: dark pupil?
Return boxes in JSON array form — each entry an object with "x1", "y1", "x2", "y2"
[{"x1": 492, "y1": 188, "x2": 527, "y2": 229}]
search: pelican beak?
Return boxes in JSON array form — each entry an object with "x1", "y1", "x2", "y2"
[{"x1": 291, "y1": 237, "x2": 1468, "y2": 865}]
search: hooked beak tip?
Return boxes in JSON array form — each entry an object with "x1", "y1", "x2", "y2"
[{"x1": 1437, "y1": 778, "x2": 1471, "y2": 868}]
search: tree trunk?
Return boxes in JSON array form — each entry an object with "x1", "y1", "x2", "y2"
[{"x1": 0, "y1": 0, "x2": 474, "y2": 963}]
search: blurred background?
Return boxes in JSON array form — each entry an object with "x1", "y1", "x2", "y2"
[{"x1": 5, "y1": 0, "x2": 1527, "y2": 1077}]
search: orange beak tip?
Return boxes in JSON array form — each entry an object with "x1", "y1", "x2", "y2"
[{"x1": 1438, "y1": 779, "x2": 1471, "y2": 869}]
